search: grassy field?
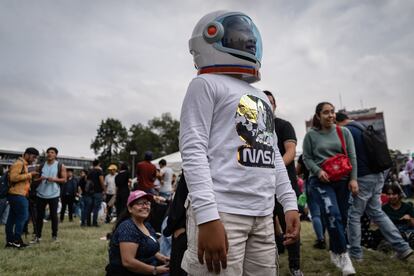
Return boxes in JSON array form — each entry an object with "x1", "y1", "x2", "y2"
[{"x1": 0, "y1": 218, "x2": 413, "y2": 275}]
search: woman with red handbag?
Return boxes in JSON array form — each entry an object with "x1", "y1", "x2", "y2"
[{"x1": 303, "y1": 102, "x2": 358, "y2": 276}]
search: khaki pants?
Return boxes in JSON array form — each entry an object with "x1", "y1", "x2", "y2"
[{"x1": 182, "y1": 204, "x2": 278, "y2": 276}]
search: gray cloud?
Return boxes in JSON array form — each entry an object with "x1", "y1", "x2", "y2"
[{"x1": 0, "y1": 0, "x2": 413, "y2": 157}]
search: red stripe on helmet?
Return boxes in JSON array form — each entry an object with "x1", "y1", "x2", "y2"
[{"x1": 198, "y1": 66, "x2": 259, "y2": 77}]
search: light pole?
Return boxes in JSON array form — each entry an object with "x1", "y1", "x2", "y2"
[{"x1": 130, "y1": 150, "x2": 137, "y2": 179}]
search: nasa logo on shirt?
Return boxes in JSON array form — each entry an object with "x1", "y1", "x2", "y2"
[{"x1": 235, "y1": 94, "x2": 276, "y2": 168}]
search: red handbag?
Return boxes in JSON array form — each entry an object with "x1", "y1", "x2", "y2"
[{"x1": 321, "y1": 126, "x2": 352, "y2": 182}]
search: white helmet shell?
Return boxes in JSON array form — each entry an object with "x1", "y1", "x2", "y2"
[{"x1": 189, "y1": 10, "x2": 263, "y2": 83}]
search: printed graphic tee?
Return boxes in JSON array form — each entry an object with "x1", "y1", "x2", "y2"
[{"x1": 180, "y1": 74, "x2": 297, "y2": 225}]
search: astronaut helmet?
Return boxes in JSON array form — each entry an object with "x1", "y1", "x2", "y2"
[{"x1": 189, "y1": 10, "x2": 263, "y2": 83}]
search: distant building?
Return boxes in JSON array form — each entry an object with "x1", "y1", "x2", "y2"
[
  {"x1": 305, "y1": 107, "x2": 387, "y2": 142},
  {"x1": 0, "y1": 149, "x2": 94, "y2": 173}
]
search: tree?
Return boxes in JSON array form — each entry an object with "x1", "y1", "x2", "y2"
[
  {"x1": 91, "y1": 118, "x2": 128, "y2": 167},
  {"x1": 148, "y1": 113, "x2": 180, "y2": 156},
  {"x1": 120, "y1": 123, "x2": 163, "y2": 165}
]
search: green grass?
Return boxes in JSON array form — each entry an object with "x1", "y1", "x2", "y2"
[
  {"x1": 0, "y1": 219, "x2": 112, "y2": 276},
  {"x1": 0, "y1": 219, "x2": 413, "y2": 275}
]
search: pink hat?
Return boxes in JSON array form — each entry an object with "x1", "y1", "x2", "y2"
[{"x1": 127, "y1": 190, "x2": 153, "y2": 207}]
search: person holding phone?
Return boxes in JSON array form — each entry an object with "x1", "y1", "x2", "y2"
[{"x1": 5, "y1": 147, "x2": 39, "y2": 248}]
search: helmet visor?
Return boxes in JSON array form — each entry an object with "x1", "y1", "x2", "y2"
[{"x1": 218, "y1": 14, "x2": 262, "y2": 62}]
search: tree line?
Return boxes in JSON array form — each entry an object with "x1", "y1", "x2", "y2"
[{"x1": 90, "y1": 113, "x2": 179, "y2": 170}]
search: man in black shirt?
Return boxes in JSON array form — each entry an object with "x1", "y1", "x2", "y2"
[
  {"x1": 89, "y1": 159, "x2": 105, "y2": 227},
  {"x1": 264, "y1": 90, "x2": 302, "y2": 276}
]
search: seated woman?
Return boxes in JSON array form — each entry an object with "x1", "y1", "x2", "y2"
[
  {"x1": 106, "y1": 190, "x2": 170, "y2": 276},
  {"x1": 383, "y1": 184, "x2": 414, "y2": 233}
]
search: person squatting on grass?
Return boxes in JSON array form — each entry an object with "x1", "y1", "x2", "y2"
[
  {"x1": 302, "y1": 102, "x2": 358, "y2": 275},
  {"x1": 5, "y1": 147, "x2": 39, "y2": 249},
  {"x1": 180, "y1": 10, "x2": 300, "y2": 275},
  {"x1": 106, "y1": 190, "x2": 169, "y2": 276}
]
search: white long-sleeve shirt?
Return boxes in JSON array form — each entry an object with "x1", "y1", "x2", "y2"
[{"x1": 179, "y1": 74, "x2": 298, "y2": 225}]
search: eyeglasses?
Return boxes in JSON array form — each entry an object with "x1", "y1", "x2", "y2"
[{"x1": 135, "y1": 201, "x2": 151, "y2": 207}]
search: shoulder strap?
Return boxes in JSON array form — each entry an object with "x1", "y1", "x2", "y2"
[
  {"x1": 335, "y1": 126, "x2": 347, "y2": 156},
  {"x1": 39, "y1": 162, "x2": 45, "y2": 176},
  {"x1": 20, "y1": 160, "x2": 25, "y2": 174},
  {"x1": 57, "y1": 161, "x2": 63, "y2": 178}
]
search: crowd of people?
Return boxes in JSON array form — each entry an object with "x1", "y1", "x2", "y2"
[
  {"x1": 2, "y1": 9, "x2": 414, "y2": 276},
  {"x1": 0, "y1": 146, "x2": 177, "y2": 247}
]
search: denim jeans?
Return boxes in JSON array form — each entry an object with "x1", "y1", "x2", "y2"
[
  {"x1": 92, "y1": 193, "x2": 103, "y2": 225},
  {"x1": 348, "y1": 173, "x2": 412, "y2": 258},
  {"x1": 308, "y1": 176, "x2": 349, "y2": 254},
  {"x1": 306, "y1": 181, "x2": 326, "y2": 241},
  {"x1": 5, "y1": 195, "x2": 29, "y2": 242},
  {"x1": 0, "y1": 197, "x2": 10, "y2": 225},
  {"x1": 81, "y1": 195, "x2": 93, "y2": 225},
  {"x1": 159, "y1": 216, "x2": 172, "y2": 257}
]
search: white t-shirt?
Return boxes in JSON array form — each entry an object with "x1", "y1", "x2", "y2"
[
  {"x1": 160, "y1": 167, "x2": 174, "y2": 193},
  {"x1": 399, "y1": 170, "x2": 411, "y2": 186},
  {"x1": 179, "y1": 74, "x2": 298, "y2": 225},
  {"x1": 105, "y1": 174, "x2": 117, "y2": 195}
]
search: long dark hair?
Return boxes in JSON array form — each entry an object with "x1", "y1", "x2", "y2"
[
  {"x1": 112, "y1": 208, "x2": 131, "y2": 233},
  {"x1": 312, "y1": 102, "x2": 334, "y2": 129}
]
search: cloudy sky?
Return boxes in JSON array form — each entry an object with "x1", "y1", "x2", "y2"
[{"x1": 1, "y1": 0, "x2": 413, "y2": 158}]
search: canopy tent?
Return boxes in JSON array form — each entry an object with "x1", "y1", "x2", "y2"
[{"x1": 152, "y1": 151, "x2": 182, "y2": 174}]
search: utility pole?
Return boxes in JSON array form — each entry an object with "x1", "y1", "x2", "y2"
[{"x1": 130, "y1": 150, "x2": 137, "y2": 179}]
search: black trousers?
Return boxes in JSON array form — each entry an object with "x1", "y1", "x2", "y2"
[
  {"x1": 115, "y1": 194, "x2": 128, "y2": 218},
  {"x1": 170, "y1": 232, "x2": 188, "y2": 276},
  {"x1": 36, "y1": 196, "x2": 59, "y2": 238},
  {"x1": 60, "y1": 195, "x2": 75, "y2": 221},
  {"x1": 105, "y1": 194, "x2": 114, "y2": 223},
  {"x1": 274, "y1": 199, "x2": 301, "y2": 270}
]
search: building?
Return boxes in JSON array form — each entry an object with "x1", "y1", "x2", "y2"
[{"x1": 0, "y1": 149, "x2": 94, "y2": 173}]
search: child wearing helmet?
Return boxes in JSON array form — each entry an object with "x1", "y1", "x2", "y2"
[{"x1": 179, "y1": 10, "x2": 300, "y2": 275}]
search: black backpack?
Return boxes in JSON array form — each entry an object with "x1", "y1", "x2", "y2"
[
  {"x1": 0, "y1": 172, "x2": 10, "y2": 199},
  {"x1": 354, "y1": 123, "x2": 392, "y2": 173},
  {"x1": 84, "y1": 179, "x2": 95, "y2": 195}
]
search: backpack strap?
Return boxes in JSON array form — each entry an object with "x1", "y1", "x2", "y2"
[
  {"x1": 58, "y1": 162, "x2": 63, "y2": 178},
  {"x1": 39, "y1": 161, "x2": 63, "y2": 178},
  {"x1": 335, "y1": 126, "x2": 348, "y2": 156}
]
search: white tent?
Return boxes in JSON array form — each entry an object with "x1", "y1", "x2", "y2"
[{"x1": 152, "y1": 151, "x2": 182, "y2": 174}]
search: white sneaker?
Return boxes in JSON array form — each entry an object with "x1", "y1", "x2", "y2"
[
  {"x1": 339, "y1": 252, "x2": 356, "y2": 276},
  {"x1": 330, "y1": 251, "x2": 341, "y2": 268}
]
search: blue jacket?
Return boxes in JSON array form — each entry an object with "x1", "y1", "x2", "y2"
[
  {"x1": 61, "y1": 177, "x2": 78, "y2": 197},
  {"x1": 345, "y1": 121, "x2": 373, "y2": 177}
]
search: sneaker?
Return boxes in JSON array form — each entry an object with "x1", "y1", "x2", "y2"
[
  {"x1": 5, "y1": 242, "x2": 14, "y2": 248},
  {"x1": 289, "y1": 268, "x2": 304, "y2": 276},
  {"x1": 313, "y1": 239, "x2": 326, "y2": 249},
  {"x1": 395, "y1": 248, "x2": 413, "y2": 260},
  {"x1": 11, "y1": 239, "x2": 29, "y2": 249},
  {"x1": 51, "y1": 236, "x2": 59, "y2": 243},
  {"x1": 350, "y1": 256, "x2": 363, "y2": 263},
  {"x1": 330, "y1": 251, "x2": 341, "y2": 268},
  {"x1": 30, "y1": 237, "x2": 40, "y2": 244},
  {"x1": 339, "y1": 252, "x2": 356, "y2": 276}
]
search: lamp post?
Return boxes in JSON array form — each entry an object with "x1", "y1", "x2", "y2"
[{"x1": 130, "y1": 150, "x2": 137, "y2": 179}]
